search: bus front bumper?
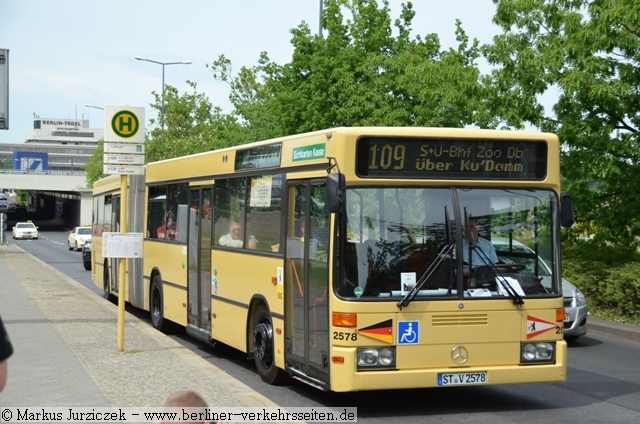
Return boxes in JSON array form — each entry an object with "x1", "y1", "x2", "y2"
[{"x1": 329, "y1": 343, "x2": 567, "y2": 392}]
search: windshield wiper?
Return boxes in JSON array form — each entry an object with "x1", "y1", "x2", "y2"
[{"x1": 397, "y1": 243, "x2": 454, "y2": 309}]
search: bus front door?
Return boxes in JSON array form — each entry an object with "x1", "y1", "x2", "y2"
[
  {"x1": 285, "y1": 181, "x2": 330, "y2": 388},
  {"x1": 186, "y1": 187, "x2": 213, "y2": 342}
]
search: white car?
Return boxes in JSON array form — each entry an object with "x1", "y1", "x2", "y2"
[
  {"x1": 68, "y1": 226, "x2": 92, "y2": 251},
  {"x1": 12, "y1": 222, "x2": 39, "y2": 240},
  {"x1": 492, "y1": 237, "x2": 588, "y2": 341}
]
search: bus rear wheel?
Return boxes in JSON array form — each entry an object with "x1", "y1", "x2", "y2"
[
  {"x1": 253, "y1": 304, "x2": 287, "y2": 385},
  {"x1": 150, "y1": 276, "x2": 172, "y2": 333}
]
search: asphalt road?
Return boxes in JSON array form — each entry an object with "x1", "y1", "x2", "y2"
[{"x1": 9, "y1": 226, "x2": 640, "y2": 424}]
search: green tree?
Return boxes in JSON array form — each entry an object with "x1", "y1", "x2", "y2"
[
  {"x1": 88, "y1": 0, "x2": 493, "y2": 183},
  {"x1": 211, "y1": 0, "x2": 494, "y2": 135},
  {"x1": 484, "y1": 0, "x2": 640, "y2": 246},
  {"x1": 84, "y1": 138, "x2": 105, "y2": 187},
  {"x1": 145, "y1": 80, "x2": 247, "y2": 162},
  {"x1": 84, "y1": 81, "x2": 248, "y2": 187}
]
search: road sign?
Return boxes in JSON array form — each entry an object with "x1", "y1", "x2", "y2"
[
  {"x1": 104, "y1": 106, "x2": 145, "y2": 143},
  {"x1": 103, "y1": 154, "x2": 144, "y2": 165},
  {"x1": 103, "y1": 165, "x2": 145, "y2": 175},
  {"x1": 104, "y1": 143, "x2": 145, "y2": 154}
]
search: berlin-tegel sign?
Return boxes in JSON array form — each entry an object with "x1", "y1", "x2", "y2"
[{"x1": 103, "y1": 106, "x2": 145, "y2": 175}]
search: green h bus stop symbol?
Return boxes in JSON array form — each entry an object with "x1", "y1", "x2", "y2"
[{"x1": 111, "y1": 110, "x2": 140, "y2": 138}]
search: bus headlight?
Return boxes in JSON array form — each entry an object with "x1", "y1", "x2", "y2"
[
  {"x1": 521, "y1": 342, "x2": 555, "y2": 363},
  {"x1": 357, "y1": 347, "x2": 396, "y2": 370}
]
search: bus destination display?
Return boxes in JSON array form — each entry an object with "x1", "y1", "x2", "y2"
[{"x1": 356, "y1": 137, "x2": 548, "y2": 180}]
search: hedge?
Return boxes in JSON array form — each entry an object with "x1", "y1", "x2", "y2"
[{"x1": 562, "y1": 240, "x2": 640, "y2": 323}]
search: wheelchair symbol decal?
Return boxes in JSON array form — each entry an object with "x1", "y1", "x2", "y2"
[{"x1": 398, "y1": 321, "x2": 419, "y2": 344}]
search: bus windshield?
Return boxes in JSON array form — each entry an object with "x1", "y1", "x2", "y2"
[{"x1": 339, "y1": 187, "x2": 560, "y2": 300}]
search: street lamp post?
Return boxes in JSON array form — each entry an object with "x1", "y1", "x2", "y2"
[{"x1": 134, "y1": 56, "x2": 192, "y2": 135}]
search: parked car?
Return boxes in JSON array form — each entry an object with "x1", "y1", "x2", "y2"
[
  {"x1": 12, "y1": 221, "x2": 39, "y2": 240},
  {"x1": 0, "y1": 194, "x2": 6, "y2": 200},
  {"x1": 0, "y1": 201, "x2": 7, "y2": 210},
  {"x1": 492, "y1": 238, "x2": 588, "y2": 341},
  {"x1": 68, "y1": 226, "x2": 92, "y2": 251},
  {"x1": 82, "y1": 240, "x2": 91, "y2": 270}
]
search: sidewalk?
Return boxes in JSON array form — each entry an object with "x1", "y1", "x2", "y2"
[{"x1": 0, "y1": 243, "x2": 279, "y2": 409}]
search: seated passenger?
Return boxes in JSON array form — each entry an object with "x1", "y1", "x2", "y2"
[
  {"x1": 219, "y1": 220, "x2": 245, "y2": 248},
  {"x1": 219, "y1": 220, "x2": 258, "y2": 249}
]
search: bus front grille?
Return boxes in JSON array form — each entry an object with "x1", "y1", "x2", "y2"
[{"x1": 431, "y1": 314, "x2": 489, "y2": 326}]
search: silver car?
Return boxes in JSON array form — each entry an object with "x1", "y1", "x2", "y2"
[{"x1": 492, "y1": 238, "x2": 588, "y2": 341}]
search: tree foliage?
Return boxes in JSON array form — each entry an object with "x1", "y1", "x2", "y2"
[
  {"x1": 211, "y1": 0, "x2": 495, "y2": 135},
  {"x1": 86, "y1": 0, "x2": 498, "y2": 191},
  {"x1": 84, "y1": 138, "x2": 104, "y2": 187},
  {"x1": 484, "y1": 0, "x2": 640, "y2": 246},
  {"x1": 563, "y1": 240, "x2": 640, "y2": 322},
  {"x1": 84, "y1": 81, "x2": 247, "y2": 187},
  {"x1": 144, "y1": 80, "x2": 248, "y2": 162}
]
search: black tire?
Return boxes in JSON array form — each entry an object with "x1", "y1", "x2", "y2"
[
  {"x1": 150, "y1": 276, "x2": 172, "y2": 333},
  {"x1": 253, "y1": 304, "x2": 288, "y2": 385},
  {"x1": 68, "y1": 241, "x2": 73, "y2": 250},
  {"x1": 75, "y1": 242, "x2": 80, "y2": 251},
  {"x1": 83, "y1": 260, "x2": 91, "y2": 271},
  {"x1": 103, "y1": 264, "x2": 115, "y2": 303}
]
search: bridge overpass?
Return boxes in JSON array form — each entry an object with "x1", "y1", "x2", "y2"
[{"x1": 0, "y1": 170, "x2": 92, "y2": 228}]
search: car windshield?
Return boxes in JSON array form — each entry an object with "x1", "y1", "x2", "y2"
[
  {"x1": 78, "y1": 228, "x2": 91, "y2": 235},
  {"x1": 336, "y1": 187, "x2": 561, "y2": 300},
  {"x1": 17, "y1": 223, "x2": 35, "y2": 229}
]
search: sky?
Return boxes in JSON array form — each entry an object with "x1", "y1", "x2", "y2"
[{"x1": 0, "y1": 0, "x2": 499, "y2": 143}]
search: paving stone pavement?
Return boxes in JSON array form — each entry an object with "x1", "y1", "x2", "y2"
[{"x1": 0, "y1": 243, "x2": 279, "y2": 410}]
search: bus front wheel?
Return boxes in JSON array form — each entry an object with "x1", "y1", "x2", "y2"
[
  {"x1": 150, "y1": 276, "x2": 171, "y2": 333},
  {"x1": 253, "y1": 304, "x2": 287, "y2": 385}
]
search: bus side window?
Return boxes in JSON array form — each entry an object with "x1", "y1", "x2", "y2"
[
  {"x1": 214, "y1": 177, "x2": 247, "y2": 249},
  {"x1": 246, "y1": 174, "x2": 282, "y2": 252}
]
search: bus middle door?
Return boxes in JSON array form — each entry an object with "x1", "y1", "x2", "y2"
[
  {"x1": 285, "y1": 180, "x2": 330, "y2": 388},
  {"x1": 185, "y1": 186, "x2": 213, "y2": 343}
]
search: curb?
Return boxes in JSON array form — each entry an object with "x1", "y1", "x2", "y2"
[{"x1": 587, "y1": 316, "x2": 640, "y2": 343}]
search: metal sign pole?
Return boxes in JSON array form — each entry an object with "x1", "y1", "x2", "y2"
[
  {"x1": 117, "y1": 175, "x2": 127, "y2": 351},
  {"x1": 104, "y1": 105, "x2": 145, "y2": 352}
]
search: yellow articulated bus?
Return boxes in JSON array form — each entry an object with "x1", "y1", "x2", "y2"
[{"x1": 92, "y1": 126, "x2": 574, "y2": 392}]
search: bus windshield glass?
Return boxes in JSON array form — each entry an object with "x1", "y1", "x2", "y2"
[{"x1": 338, "y1": 187, "x2": 560, "y2": 300}]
